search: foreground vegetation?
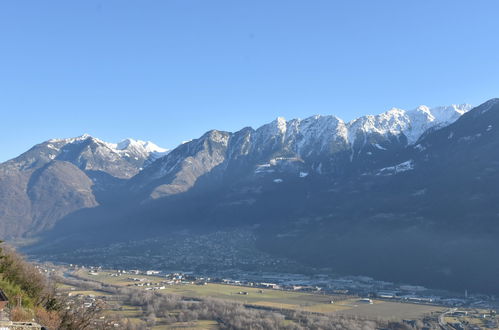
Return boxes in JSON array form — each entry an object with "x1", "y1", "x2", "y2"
[{"x1": 0, "y1": 242, "x2": 120, "y2": 329}]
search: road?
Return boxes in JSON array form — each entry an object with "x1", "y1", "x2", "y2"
[{"x1": 438, "y1": 308, "x2": 457, "y2": 328}]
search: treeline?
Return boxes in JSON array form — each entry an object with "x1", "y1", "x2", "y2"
[
  {"x1": 115, "y1": 286, "x2": 379, "y2": 330},
  {"x1": 0, "y1": 243, "x2": 56, "y2": 309}
]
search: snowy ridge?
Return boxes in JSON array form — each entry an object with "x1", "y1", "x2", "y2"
[
  {"x1": 249, "y1": 103, "x2": 472, "y2": 154},
  {"x1": 40, "y1": 102, "x2": 470, "y2": 185},
  {"x1": 113, "y1": 138, "x2": 170, "y2": 161},
  {"x1": 45, "y1": 103, "x2": 470, "y2": 170},
  {"x1": 115, "y1": 138, "x2": 167, "y2": 154},
  {"x1": 136, "y1": 102, "x2": 472, "y2": 191},
  {"x1": 340, "y1": 103, "x2": 471, "y2": 145},
  {"x1": 47, "y1": 135, "x2": 168, "y2": 159}
]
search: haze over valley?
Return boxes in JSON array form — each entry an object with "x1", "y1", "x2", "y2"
[{"x1": 2, "y1": 99, "x2": 499, "y2": 297}]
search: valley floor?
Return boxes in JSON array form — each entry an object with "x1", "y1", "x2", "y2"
[{"x1": 47, "y1": 266, "x2": 473, "y2": 329}]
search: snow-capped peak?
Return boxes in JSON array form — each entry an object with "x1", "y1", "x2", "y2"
[
  {"x1": 345, "y1": 103, "x2": 472, "y2": 144},
  {"x1": 143, "y1": 141, "x2": 167, "y2": 153},
  {"x1": 116, "y1": 138, "x2": 167, "y2": 153},
  {"x1": 251, "y1": 103, "x2": 473, "y2": 152},
  {"x1": 275, "y1": 117, "x2": 287, "y2": 135},
  {"x1": 79, "y1": 133, "x2": 92, "y2": 139},
  {"x1": 116, "y1": 138, "x2": 136, "y2": 150},
  {"x1": 47, "y1": 135, "x2": 168, "y2": 161},
  {"x1": 48, "y1": 133, "x2": 103, "y2": 145},
  {"x1": 427, "y1": 104, "x2": 472, "y2": 123}
]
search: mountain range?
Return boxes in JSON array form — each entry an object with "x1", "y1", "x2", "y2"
[
  {"x1": 3, "y1": 99, "x2": 499, "y2": 294},
  {"x1": 0, "y1": 135, "x2": 166, "y2": 237}
]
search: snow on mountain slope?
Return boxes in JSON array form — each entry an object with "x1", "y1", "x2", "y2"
[
  {"x1": 0, "y1": 134, "x2": 168, "y2": 237},
  {"x1": 115, "y1": 138, "x2": 168, "y2": 154},
  {"x1": 343, "y1": 104, "x2": 472, "y2": 145},
  {"x1": 41, "y1": 104, "x2": 464, "y2": 180},
  {"x1": 23, "y1": 134, "x2": 168, "y2": 178},
  {"x1": 286, "y1": 115, "x2": 348, "y2": 156},
  {"x1": 47, "y1": 135, "x2": 169, "y2": 161},
  {"x1": 129, "y1": 103, "x2": 471, "y2": 201},
  {"x1": 114, "y1": 138, "x2": 170, "y2": 166},
  {"x1": 243, "y1": 103, "x2": 472, "y2": 158},
  {"x1": 260, "y1": 103, "x2": 472, "y2": 151}
]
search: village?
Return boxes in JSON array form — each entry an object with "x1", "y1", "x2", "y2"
[
  {"x1": 26, "y1": 262, "x2": 499, "y2": 329},
  {"x1": 36, "y1": 230, "x2": 499, "y2": 313},
  {"x1": 64, "y1": 264, "x2": 499, "y2": 312}
]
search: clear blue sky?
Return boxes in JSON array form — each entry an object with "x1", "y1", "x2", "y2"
[{"x1": 1, "y1": 1, "x2": 498, "y2": 161}]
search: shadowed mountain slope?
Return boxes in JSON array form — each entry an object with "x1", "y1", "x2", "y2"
[{"x1": 6, "y1": 100, "x2": 499, "y2": 293}]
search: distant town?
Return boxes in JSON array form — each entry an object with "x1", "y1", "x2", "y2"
[
  {"x1": 34, "y1": 261, "x2": 499, "y2": 329},
  {"x1": 73, "y1": 265, "x2": 499, "y2": 309}
]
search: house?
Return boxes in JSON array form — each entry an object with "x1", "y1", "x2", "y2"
[
  {"x1": 260, "y1": 283, "x2": 279, "y2": 289},
  {"x1": 377, "y1": 291, "x2": 397, "y2": 299},
  {"x1": 451, "y1": 311, "x2": 468, "y2": 317}
]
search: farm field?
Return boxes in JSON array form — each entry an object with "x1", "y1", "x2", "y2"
[
  {"x1": 77, "y1": 270, "x2": 163, "y2": 286},
  {"x1": 336, "y1": 300, "x2": 444, "y2": 321},
  {"x1": 151, "y1": 283, "x2": 340, "y2": 307},
  {"x1": 152, "y1": 320, "x2": 219, "y2": 329},
  {"x1": 75, "y1": 270, "x2": 354, "y2": 311},
  {"x1": 74, "y1": 269, "x2": 446, "y2": 322}
]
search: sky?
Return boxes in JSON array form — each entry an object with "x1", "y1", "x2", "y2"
[{"x1": 1, "y1": 1, "x2": 499, "y2": 161}]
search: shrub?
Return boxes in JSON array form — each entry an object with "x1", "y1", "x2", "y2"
[
  {"x1": 10, "y1": 306, "x2": 33, "y2": 322},
  {"x1": 35, "y1": 307, "x2": 62, "y2": 329}
]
